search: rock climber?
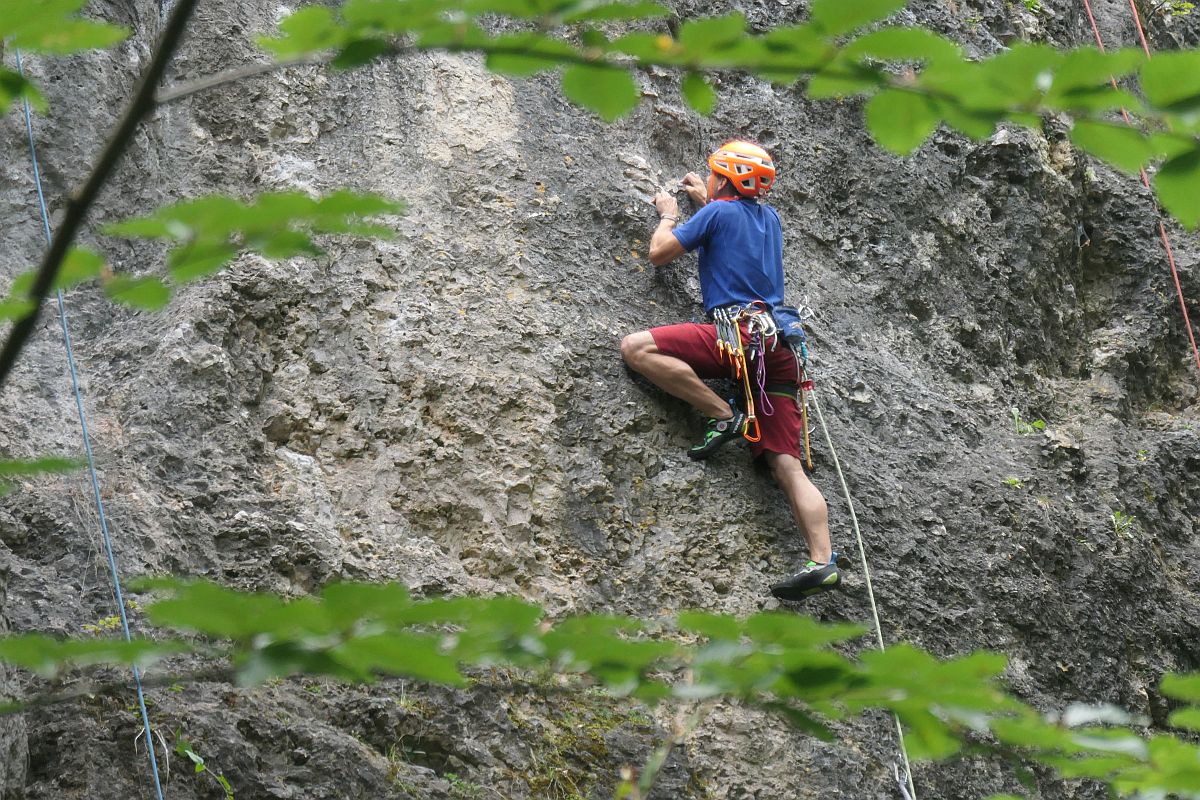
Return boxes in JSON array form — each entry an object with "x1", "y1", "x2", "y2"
[{"x1": 620, "y1": 140, "x2": 842, "y2": 600}]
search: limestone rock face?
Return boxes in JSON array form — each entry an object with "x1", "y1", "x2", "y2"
[{"x1": 1, "y1": 0, "x2": 1198, "y2": 798}]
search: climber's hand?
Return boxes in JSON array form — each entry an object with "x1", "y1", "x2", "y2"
[
  {"x1": 654, "y1": 191, "x2": 680, "y2": 219},
  {"x1": 682, "y1": 172, "x2": 708, "y2": 205}
]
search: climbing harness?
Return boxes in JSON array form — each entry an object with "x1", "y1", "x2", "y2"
[
  {"x1": 17, "y1": 52, "x2": 167, "y2": 800},
  {"x1": 712, "y1": 301, "x2": 781, "y2": 443},
  {"x1": 1079, "y1": 0, "x2": 1200, "y2": 378}
]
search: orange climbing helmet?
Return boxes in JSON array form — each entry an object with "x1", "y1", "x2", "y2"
[{"x1": 707, "y1": 140, "x2": 775, "y2": 199}]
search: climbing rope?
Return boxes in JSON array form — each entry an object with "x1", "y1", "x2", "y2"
[
  {"x1": 16, "y1": 51, "x2": 167, "y2": 800},
  {"x1": 809, "y1": 389, "x2": 918, "y2": 800},
  {"x1": 1078, "y1": 0, "x2": 1200, "y2": 378}
]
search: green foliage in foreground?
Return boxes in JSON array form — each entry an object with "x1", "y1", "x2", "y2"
[
  {"x1": 0, "y1": 191, "x2": 401, "y2": 314},
  {"x1": 1, "y1": 579, "x2": 1198, "y2": 798},
  {"x1": 0, "y1": 0, "x2": 128, "y2": 114},
  {"x1": 250, "y1": 0, "x2": 1200, "y2": 228}
]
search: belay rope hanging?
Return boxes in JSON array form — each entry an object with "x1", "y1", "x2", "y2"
[
  {"x1": 16, "y1": 51, "x2": 167, "y2": 800},
  {"x1": 715, "y1": 300, "x2": 919, "y2": 798}
]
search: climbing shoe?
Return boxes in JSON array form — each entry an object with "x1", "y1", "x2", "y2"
[
  {"x1": 770, "y1": 552, "x2": 848, "y2": 600},
  {"x1": 687, "y1": 409, "x2": 747, "y2": 460}
]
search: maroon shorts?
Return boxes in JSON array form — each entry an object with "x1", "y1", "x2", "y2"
[{"x1": 649, "y1": 321, "x2": 804, "y2": 460}]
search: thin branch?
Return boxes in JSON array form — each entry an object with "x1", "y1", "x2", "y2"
[
  {"x1": 154, "y1": 54, "x2": 333, "y2": 105},
  {"x1": 0, "y1": 0, "x2": 201, "y2": 394}
]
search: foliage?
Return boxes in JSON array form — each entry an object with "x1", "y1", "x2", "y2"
[
  {"x1": 1110, "y1": 509, "x2": 1138, "y2": 537},
  {"x1": 7, "y1": 1, "x2": 1200, "y2": 797},
  {"x1": 175, "y1": 733, "x2": 235, "y2": 800},
  {"x1": 0, "y1": 455, "x2": 82, "y2": 494},
  {"x1": 1011, "y1": 407, "x2": 1047, "y2": 436},
  {"x1": 0, "y1": 581, "x2": 1197, "y2": 796},
  {"x1": 100, "y1": 190, "x2": 404, "y2": 307},
  {"x1": 0, "y1": 0, "x2": 128, "y2": 114},
  {"x1": 245, "y1": 0, "x2": 1200, "y2": 227}
]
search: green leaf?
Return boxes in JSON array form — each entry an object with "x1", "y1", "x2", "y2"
[
  {"x1": 1, "y1": 0, "x2": 129, "y2": 55},
  {"x1": 677, "y1": 13, "x2": 746, "y2": 53},
  {"x1": 10, "y1": 19, "x2": 128, "y2": 53},
  {"x1": 866, "y1": 88, "x2": 940, "y2": 155},
  {"x1": 560, "y1": 63, "x2": 639, "y2": 121},
  {"x1": 237, "y1": 641, "x2": 367, "y2": 685},
  {"x1": 143, "y1": 580, "x2": 292, "y2": 638},
  {"x1": 0, "y1": 634, "x2": 185, "y2": 677},
  {"x1": 103, "y1": 216, "x2": 176, "y2": 239},
  {"x1": 0, "y1": 456, "x2": 82, "y2": 478},
  {"x1": 485, "y1": 34, "x2": 579, "y2": 76},
  {"x1": 807, "y1": 57, "x2": 881, "y2": 99},
  {"x1": 252, "y1": 230, "x2": 320, "y2": 260},
  {"x1": 1168, "y1": 708, "x2": 1200, "y2": 731},
  {"x1": 1070, "y1": 120, "x2": 1152, "y2": 174},
  {"x1": 1045, "y1": 86, "x2": 1143, "y2": 113},
  {"x1": 681, "y1": 72, "x2": 716, "y2": 115},
  {"x1": 104, "y1": 275, "x2": 171, "y2": 311},
  {"x1": 259, "y1": 6, "x2": 345, "y2": 58},
  {"x1": 977, "y1": 43, "x2": 1062, "y2": 106},
  {"x1": 343, "y1": 0, "x2": 446, "y2": 31},
  {"x1": 842, "y1": 26, "x2": 962, "y2": 64},
  {"x1": 168, "y1": 241, "x2": 240, "y2": 282},
  {"x1": 333, "y1": 633, "x2": 465, "y2": 684},
  {"x1": 761, "y1": 24, "x2": 832, "y2": 71},
  {"x1": 313, "y1": 190, "x2": 403, "y2": 217},
  {"x1": 320, "y1": 582, "x2": 413, "y2": 628},
  {"x1": 1162, "y1": 673, "x2": 1200, "y2": 703},
  {"x1": 1051, "y1": 47, "x2": 1143, "y2": 93},
  {"x1": 1153, "y1": 145, "x2": 1200, "y2": 229},
  {"x1": 461, "y1": 0, "x2": 539, "y2": 18},
  {"x1": 809, "y1": 0, "x2": 906, "y2": 36},
  {"x1": 677, "y1": 611, "x2": 740, "y2": 640},
  {"x1": 331, "y1": 38, "x2": 392, "y2": 69},
  {"x1": 561, "y1": 1, "x2": 669, "y2": 23},
  {"x1": 1149, "y1": 133, "x2": 1196, "y2": 160},
  {"x1": 744, "y1": 612, "x2": 864, "y2": 648},
  {"x1": 1140, "y1": 51, "x2": 1200, "y2": 111},
  {"x1": 0, "y1": 67, "x2": 47, "y2": 115},
  {"x1": 0, "y1": 298, "x2": 35, "y2": 322},
  {"x1": 759, "y1": 701, "x2": 836, "y2": 740},
  {"x1": 57, "y1": 248, "x2": 105, "y2": 289},
  {"x1": 4, "y1": 247, "x2": 104, "y2": 310}
]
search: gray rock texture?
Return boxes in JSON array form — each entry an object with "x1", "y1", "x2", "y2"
[{"x1": 1, "y1": 0, "x2": 1199, "y2": 797}]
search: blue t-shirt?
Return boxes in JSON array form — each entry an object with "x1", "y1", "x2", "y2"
[{"x1": 671, "y1": 198, "x2": 785, "y2": 314}]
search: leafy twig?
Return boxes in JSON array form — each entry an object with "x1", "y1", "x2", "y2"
[{"x1": 0, "y1": 0, "x2": 201, "y2": 393}]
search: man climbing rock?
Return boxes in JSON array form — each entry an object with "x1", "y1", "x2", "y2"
[{"x1": 620, "y1": 140, "x2": 842, "y2": 600}]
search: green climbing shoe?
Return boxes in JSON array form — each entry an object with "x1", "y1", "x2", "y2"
[
  {"x1": 770, "y1": 556, "x2": 843, "y2": 600},
  {"x1": 688, "y1": 409, "x2": 747, "y2": 460}
]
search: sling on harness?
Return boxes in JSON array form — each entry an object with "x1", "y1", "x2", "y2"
[{"x1": 713, "y1": 301, "x2": 815, "y2": 469}]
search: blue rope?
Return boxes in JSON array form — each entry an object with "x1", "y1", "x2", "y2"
[{"x1": 16, "y1": 51, "x2": 167, "y2": 800}]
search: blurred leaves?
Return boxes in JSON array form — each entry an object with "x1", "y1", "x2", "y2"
[
  {"x1": 0, "y1": 0, "x2": 128, "y2": 54},
  {"x1": 0, "y1": 455, "x2": 82, "y2": 495},
  {"x1": 103, "y1": 190, "x2": 403, "y2": 294},
  {"x1": 0, "y1": 577, "x2": 1199, "y2": 797}
]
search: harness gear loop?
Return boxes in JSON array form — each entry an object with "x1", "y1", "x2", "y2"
[{"x1": 713, "y1": 302, "x2": 781, "y2": 444}]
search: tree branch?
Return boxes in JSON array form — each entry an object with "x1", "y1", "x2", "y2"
[
  {"x1": 154, "y1": 54, "x2": 333, "y2": 105},
  {"x1": 0, "y1": 0, "x2": 201, "y2": 393}
]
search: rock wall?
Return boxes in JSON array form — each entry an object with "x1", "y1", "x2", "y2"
[{"x1": 1, "y1": 0, "x2": 1198, "y2": 797}]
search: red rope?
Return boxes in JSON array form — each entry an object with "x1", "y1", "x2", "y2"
[{"x1": 1079, "y1": 0, "x2": 1200, "y2": 376}]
